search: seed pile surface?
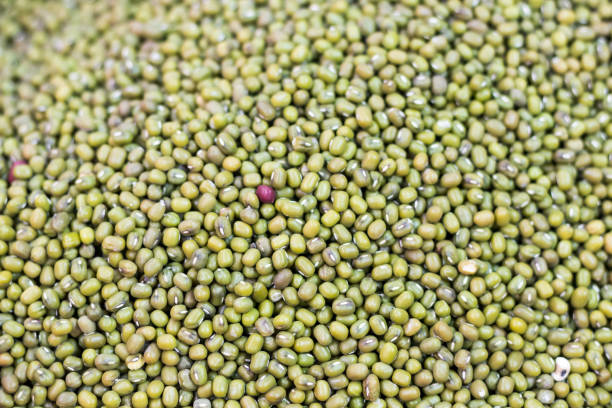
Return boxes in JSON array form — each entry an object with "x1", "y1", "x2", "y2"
[{"x1": 0, "y1": 0, "x2": 612, "y2": 407}]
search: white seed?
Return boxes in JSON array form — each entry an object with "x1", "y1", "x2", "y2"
[
  {"x1": 458, "y1": 259, "x2": 478, "y2": 275},
  {"x1": 552, "y1": 357, "x2": 570, "y2": 381},
  {"x1": 194, "y1": 399, "x2": 211, "y2": 408}
]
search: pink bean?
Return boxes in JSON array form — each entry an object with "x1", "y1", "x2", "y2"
[
  {"x1": 256, "y1": 185, "x2": 276, "y2": 204},
  {"x1": 8, "y1": 160, "x2": 26, "y2": 184}
]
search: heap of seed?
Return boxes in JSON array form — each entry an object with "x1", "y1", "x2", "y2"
[{"x1": 0, "y1": 0, "x2": 611, "y2": 407}]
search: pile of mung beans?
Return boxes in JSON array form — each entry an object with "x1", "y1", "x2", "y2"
[{"x1": 0, "y1": 0, "x2": 611, "y2": 407}]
